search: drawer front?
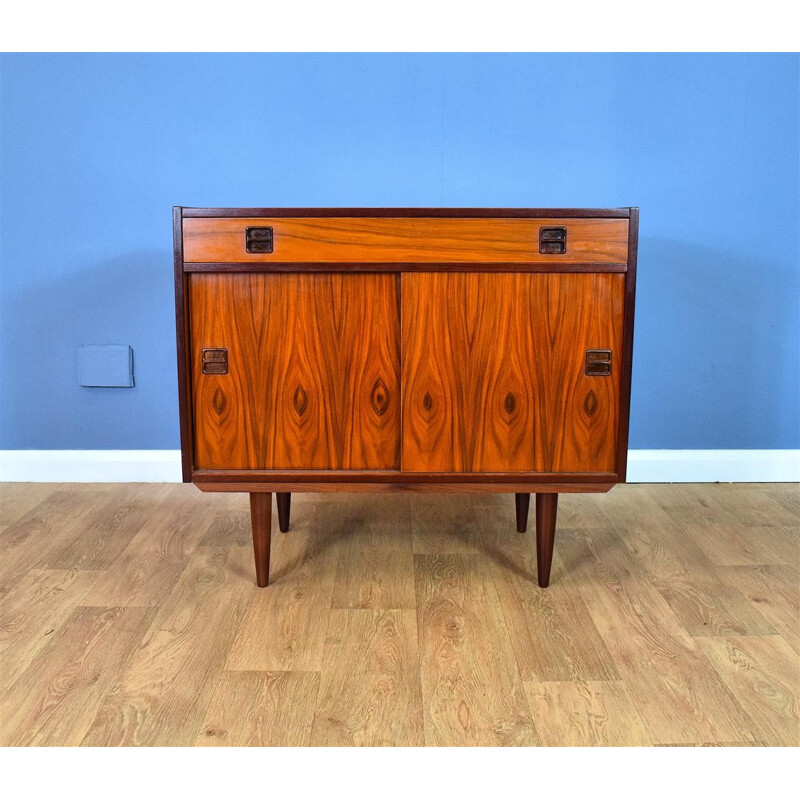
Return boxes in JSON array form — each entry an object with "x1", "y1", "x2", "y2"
[
  {"x1": 190, "y1": 273, "x2": 400, "y2": 470},
  {"x1": 401, "y1": 272, "x2": 624, "y2": 473},
  {"x1": 182, "y1": 217, "x2": 629, "y2": 264}
]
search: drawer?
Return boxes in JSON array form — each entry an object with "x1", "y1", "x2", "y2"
[{"x1": 182, "y1": 217, "x2": 629, "y2": 264}]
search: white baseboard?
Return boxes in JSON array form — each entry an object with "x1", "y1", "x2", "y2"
[
  {"x1": 1, "y1": 449, "x2": 798, "y2": 484},
  {"x1": 626, "y1": 449, "x2": 800, "y2": 483},
  {"x1": 0, "y1": 450, "x2": 183, "y2": 483}
]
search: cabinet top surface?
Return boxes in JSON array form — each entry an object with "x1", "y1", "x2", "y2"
[{"x1": 179, "y1": 207, "x2": 635, "y2": 219}]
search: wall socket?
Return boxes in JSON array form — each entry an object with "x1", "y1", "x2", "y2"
[{"x1": 77, "y1": 345, "x2": 135, "y2": 387}]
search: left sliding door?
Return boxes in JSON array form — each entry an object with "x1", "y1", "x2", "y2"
[{"x1": 189, "y1": 273, "x2": 400, "y2": 470}]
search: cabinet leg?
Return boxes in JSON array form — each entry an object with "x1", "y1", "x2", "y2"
[
  {"x1": 535, "y1": 493, "x2": 559, "y2": 588},
  {"x1": 250, "y1": 492, "x2": 272, "y2": 587},
  {"x1": 276, "y1": 492, "x2": 291, "y2": 532},
  {"x1": 515, "y1": 493, "x2": 530, "y2": 532}
]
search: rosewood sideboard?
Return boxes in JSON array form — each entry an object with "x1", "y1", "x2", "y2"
[{"x1": 173, "y1": 207, "x2": 638, "y2": 588}]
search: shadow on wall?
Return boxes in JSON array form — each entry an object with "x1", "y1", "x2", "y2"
[
  {"x1": 2, "y1": 235, "x2": 797, "y2": 450},
  {"x1": 631, "y1": 237, "x2": 798, "y2": 449},
  {"x1": 3, "y1": 250, "x2": 180, "y2": 449}
]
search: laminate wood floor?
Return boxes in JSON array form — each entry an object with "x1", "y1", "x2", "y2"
[{"x1": 0, "y1": 483, "x2": 797, "y2": 747}]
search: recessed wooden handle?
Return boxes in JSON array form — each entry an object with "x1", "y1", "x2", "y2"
[
  {"x1": 202, "y1": 348, "x2": 228, "y2": 375},
  {"x1": 246, "y1": 226, "x2": 273, "y2": 254},
  {"x1": 539, "y1": 226, "x2": 567, "y2": 254},
  {"x1": 585, "y1": 349, "x2": 612, "y2": 376}
]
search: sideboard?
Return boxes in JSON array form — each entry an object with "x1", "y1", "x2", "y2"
[{"x1": 173, "y1": 207, "x2": 638, "y2": 587}]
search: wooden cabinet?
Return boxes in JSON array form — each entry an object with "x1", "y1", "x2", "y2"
[{"x1": 174, "y1": 208, "x2": 638, "y2": 589}]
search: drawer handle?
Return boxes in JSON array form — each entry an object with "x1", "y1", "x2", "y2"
[
  {"x1": 539, "y1": 226, "x2": 567, "y2": 255},
  {"x1": 246, "y1": 227, "x2": 273, "y2": 254},
  {"x1": 585, "y1": 349, "x2": 612, "y2": 376}
]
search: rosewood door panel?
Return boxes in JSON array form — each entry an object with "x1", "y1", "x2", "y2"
[
  {"x1": 190, "y1": 273, "x2": 400, "y2": 470},
  {"x1": 401, "y1": 273, "x2": 624, "y2": 473},
  {"x1": 532, "y1": 273, "x2": 624, "y2": 472},
  {"x1": 401, "y1": 272, "x2": 537, "y2": 472}
]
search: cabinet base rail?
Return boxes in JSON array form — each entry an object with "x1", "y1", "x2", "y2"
[{"x1": 247, "y1": 491, "x2": 559, "y2": 588}]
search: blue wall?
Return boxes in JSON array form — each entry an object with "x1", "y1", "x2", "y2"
[{"x1": 1, "y1": 53, "x2": 798, "y2": 450}]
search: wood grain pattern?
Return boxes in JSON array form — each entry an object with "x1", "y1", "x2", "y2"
[
  {"x1": 557, "y1": 525, "x2": 758, "y2": 745},
  {"x1": 0, "y1": 568, "x2": 100, "y2": 698},
  {"x1": 190, "y1": 273, "x2": 400, "y2": 471},
  {"x1": 415, "y1": 554, "x2": 537, "y2": 745},
  {"x1": 39, "y1": 484, "x2": 158, "y2": 570},
  {"x1": 1, "y1": 482, "x2": 796, "y2": 747},
  {"x1": 195, "y1": 480, "x2": 615, "y2": 493},
  {"x1": 0, "y1": 483, "x2": 54, "y2": 529},
  {"x1": 402, "y1": 273, "x2": 623, "y2": 473},
  {"x1": 0, "y1": 605, "x2": 154, "y2": 746},
  {"x1": 310, "y1": 609, "x2": 424, "y2": 745},
  {"x1": 524, "y1": 681, "x2": 652, "y2": 746},
  {"x1": 696, "y1": 635, "x2": 800, "y2": 746},
  {"x1": 602, "y1": 488, "x2": 775, "y2": 637},
  {"x1": 0, "y1": 490, "x2": 106, "y2": 585},
  {"x1": 196, "y1": 670, "x2": 320, "y2": 746},
  {"x1": 723, "y1": 565, "x2": 800, "y2": 654},
  {"x1": 330, "y1": 497, "x2": 415, "y2": 610},
  {"x1": 83, "y1": 486, "x2": 216, "y2": 608},
  {"x1": 182, "y1": 217, "x2": 629, "y2": 264},
  {"x1": 224, "y1": 505, "x2": 340, "y2": 672},
  {"x1": 476, "y1": 507, "x2": 617, "y2": 682},
  {"x1": 81, "y1": 547, "x2": 253, "y2": 746}
]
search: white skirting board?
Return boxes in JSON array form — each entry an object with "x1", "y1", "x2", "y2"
[{"x1": 0, "y1": 449, "x2": 798, "y2": 483}]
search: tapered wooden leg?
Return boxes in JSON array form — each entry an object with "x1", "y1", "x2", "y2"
[
  {"x1": 250, "y1": 492, "x2": 272, "y2": 587},
  {"x1": 535, "y1": 493, "x2": 559, "y2": 588},
  {"x1": 515, "y1": 493, "x2": 530, "y2": 532},
  {"x1": 276, "y1": 492, "x2": 291, "y2": 532}
]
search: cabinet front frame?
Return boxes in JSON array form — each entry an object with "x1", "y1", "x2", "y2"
[{"x1": 174, "y1": 207, "x2": 638, "y2": 490}]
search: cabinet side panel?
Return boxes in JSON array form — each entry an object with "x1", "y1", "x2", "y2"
[
  {"x1": 531, "y1": 273, "x2": 624, "y2": 472},
  {"x1": 190, "y1": 273, "x2": 400, "y2": 470}
]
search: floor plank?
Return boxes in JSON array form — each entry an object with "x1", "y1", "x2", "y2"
[
  {"x1": 524, "y1": 681, "x2": 652, "y2": 746},
  {"x1": 225, "y1": 505, "x2": 339, "y2": 672},
  {"x1": 722, "y1": 564, "x2": 800, "y2": 654},
  {"x1": 196, "y1": 671, "x2": 320, "y2": 746},
  {"x1": 83, "y1": 486, "x2": 217, "y2": 608},
  {"x1": 0, "y1": 568, "x2": 100, "y2": 698},
  {"x1": 0, "y1": 483, "x2": 57, "y2": 529},
  {"x1": 615, "y1": 514, "x2": 775, "y2": 637},
  {"x1": 411, "y1": 495, "x2": 483, "y2": 555},
  {"x1": 40, "y1": 484, "x2": 166, "y2": 571},
  {"x1": 81, "y1": 547, "x2": 253, "y2": 746},
  {"x1": 477, "y1": 507, "x2": 618, "y2": 682},
  {"x1": 695, "y1": 635, "x2": 800, "y2": 746},
  {"x1": 331, "y1": 497, "x2": 415, "y2": 610},
  {"x1": 0, "y1": 605, "x2": 154, "y2": 746},
  {"x1": 310, "y1": 609, "x2": 423, "y2": 745},
  {"x1": 415, "y1": 554, "x2": 537, "y2": 746},
  {"x1": 0, "y1": 490, "x2": 107, "y2": 585},
  {"x1": 558, "y1": 525, "x2": 757, "y2": 745}
]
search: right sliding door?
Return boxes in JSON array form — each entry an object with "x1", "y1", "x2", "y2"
[{"x1": 401, "y1": 272, "x2": 625, "y2": 473}]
